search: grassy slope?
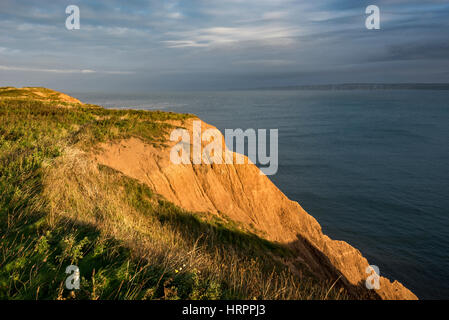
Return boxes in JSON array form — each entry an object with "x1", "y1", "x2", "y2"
[{"x1": 0, "y1": 87, "x2": 348, "y2": 300}]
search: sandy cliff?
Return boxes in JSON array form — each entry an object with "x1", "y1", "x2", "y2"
[{"x1": 93, "y1": 118, "x2": 417, "y2": 300}]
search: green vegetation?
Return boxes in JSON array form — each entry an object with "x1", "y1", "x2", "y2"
[{"x1": 0, "y1": 87, "x2": 348, "y2": 300}]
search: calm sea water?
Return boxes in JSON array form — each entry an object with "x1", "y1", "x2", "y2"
[{"x1": 73, "y1": 90, "x2": 449, "y2": 299}]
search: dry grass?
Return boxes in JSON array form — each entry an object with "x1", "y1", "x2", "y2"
[{"x1": 40, "y1": 148, "x2": 347, "y2": 299}]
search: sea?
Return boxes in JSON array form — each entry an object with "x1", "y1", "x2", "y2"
[{"x1": 72, "y1": 89, "x2": 449, "y2": 299}]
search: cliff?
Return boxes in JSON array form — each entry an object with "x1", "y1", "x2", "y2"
[
  {"x1": 0, "y1": 87, "x2": 417, "y2": 299},
  {"x1": 93, "y1": 119, "x2": 417, "y2": 300}
]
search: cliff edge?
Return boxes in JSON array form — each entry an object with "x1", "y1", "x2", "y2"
[{"x1": 93, "y1": 118, "x2": 417, "y2": 300}]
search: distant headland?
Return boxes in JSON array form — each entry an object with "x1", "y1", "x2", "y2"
[{"x1": 248, "y1": 83, "x2": 449, "y2": 91}]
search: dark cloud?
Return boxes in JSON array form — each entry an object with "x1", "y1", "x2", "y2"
[{"x1": 386, "y1": 41, "x2": 449, "y2": 61}]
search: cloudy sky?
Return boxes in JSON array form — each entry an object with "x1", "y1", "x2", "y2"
[{"x1": 0, "y1": 0, "x2": 448, "y2": 92}]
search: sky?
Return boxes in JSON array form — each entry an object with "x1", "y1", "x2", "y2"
[{"x1": 0, "y1": 0, "x2": 448, "y2": 92}]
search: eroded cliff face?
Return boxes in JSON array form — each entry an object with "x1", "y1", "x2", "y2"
[{"x1": 92, "y1": 118, "x2": 417, "y2": 300}]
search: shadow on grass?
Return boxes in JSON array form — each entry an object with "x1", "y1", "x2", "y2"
[{"x1": 153, "y1": 199, "x2": 372, "y2": 299}]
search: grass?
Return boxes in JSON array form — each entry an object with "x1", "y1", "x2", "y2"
[{"x1": 0, "y1": 88, "x2": 349, "y2": 300}]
